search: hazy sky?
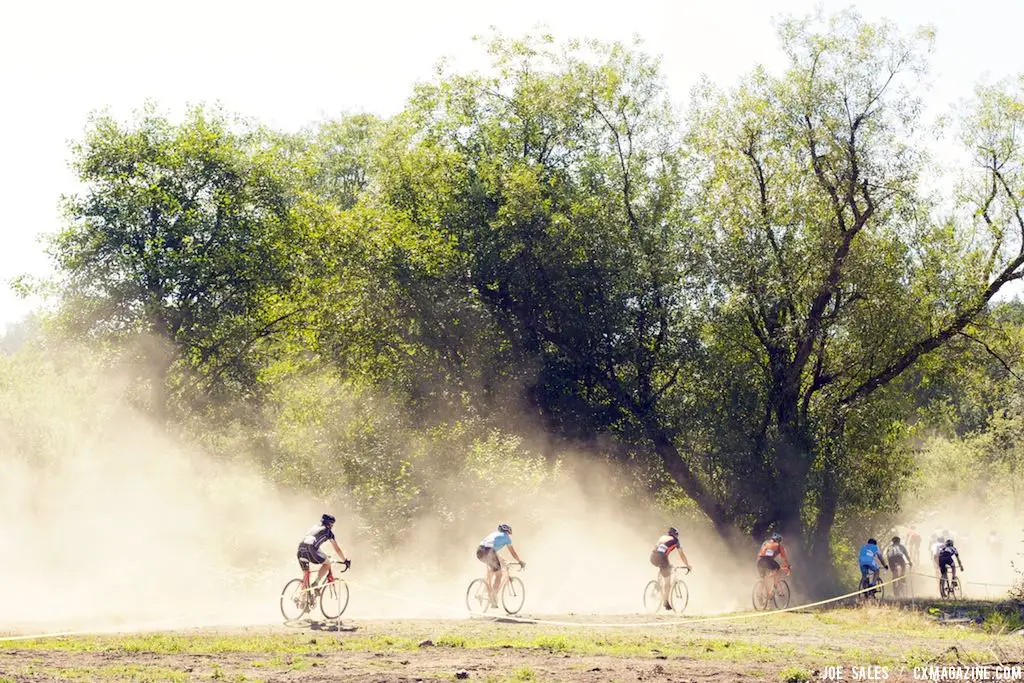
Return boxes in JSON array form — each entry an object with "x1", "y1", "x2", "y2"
[{"x1": 1, "y1": 0, "x2": 1022, "y2": 332}]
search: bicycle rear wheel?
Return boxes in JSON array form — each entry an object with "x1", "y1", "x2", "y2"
[
  {"x1": 670, "y1": 580, "x2": 689, "y2": 614},
  {"x1": 502, "y1": 576, "x2": 526, "y2": 615},
  {"x1": 466, "y1": 578, "x2": 490, "y2": 614},
  {"x1": 939, "y1": 578, "x2": 949, "y2": 599},
  {"x1": 752, "y1": 580, "x2": 770, "y2": 610},
  {"x1": 643, "y1": 581, "x2": 663, "y2": 613},
  {"x1": 951, "y1": 579, "x2": 963, "y2": 600},
  {"x1": 320, "y1": 579, "x2": 350, "y2": 619},
  {"x1": 280, "y1": 578, "x2": 310, "y2": 621},
  {"x1": 772, "y1": 579, "x2": 791, "y2": 609}
]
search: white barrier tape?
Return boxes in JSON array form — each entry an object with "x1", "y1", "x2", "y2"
[
  {"x1": 909, "y1": 572, "x2": 1014, "y2": 589},
  {"x1": 0, "y1": 573, "x2": 922, "y2": 641},
  {"x1": 466, "y1": 574, "x2": 910, "y2": 628},
  {"x1": 0, "y1": 608, "x2": 231, "y2": 643}
]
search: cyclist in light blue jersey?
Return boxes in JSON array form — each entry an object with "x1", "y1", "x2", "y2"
[{"x1": 476, "y1": 523, "x2": 526, "y2": 608}]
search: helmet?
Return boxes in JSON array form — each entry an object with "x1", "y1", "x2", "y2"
[
  {"x1": 321, "y1": 513, "x2": 336, "y2": 526},
  {"x1": 945, "y1": 538, "x2": 954, "y2": 547},
  {"x1": 867, "y1": 538, "x2": 877, "y2": 546},
  {"x1": 667, "y1": 527, "x2": 679, "y2": 538},
  {"x1": 498, "y1": 523, "x2": 512, "y2": 534},
  {"x1": 892, "y1": 536, "x2": 900, "y2": 544},
  {"x1": 771, "y1": 532, "x2": 782, "y2": 542}
]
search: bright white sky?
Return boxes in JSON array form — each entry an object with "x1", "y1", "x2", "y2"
[{"x1": 1, "y1": 0, "x2": 1022, "y2": 333}]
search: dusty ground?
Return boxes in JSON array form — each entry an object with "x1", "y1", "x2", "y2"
[{"x1": 2, "y1": 605, "x2": 1023, "y2": 682}]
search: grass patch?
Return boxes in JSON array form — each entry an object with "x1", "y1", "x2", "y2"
[{"x1": 780, "y1": 667, "x2": 812, "y2": 683}]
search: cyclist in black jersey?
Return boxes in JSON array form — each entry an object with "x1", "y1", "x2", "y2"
[
  {"x1": 297, "y1": 514, "x2": 350, "y2": 597},
  {"x1": 938, "y1": 538, "x2": 964, "y2": 584},
  {"x1": 649, "y1": 527, "x2": 692, "y2": 611}
]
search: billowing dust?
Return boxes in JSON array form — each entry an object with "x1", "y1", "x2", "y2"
[{"x1": 0, "y1": 343, "x2": 1020, "y2": 635}]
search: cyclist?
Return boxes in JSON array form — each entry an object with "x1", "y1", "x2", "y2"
[
  {"x1": 884, "y1": 535, "x2": 913, "y2": 592},
  {"x1": 930, "y1": 534, "x2": 945, "y2": 573},
  {"x1": 476, "y1": 523, "x2": 526, "y2": 608},
  {"x1": 906, "y1": 525, "x2": 922, "y2": 565},
  {"x1": 938, "y1": 538, "x2": 965, "y2": 587},
  {"x1": 297, "y1": 513, "x2": 350, "y2": 599},
  {"x1": 756, "y1": 532, "x2": 791, "y2": 600},
  {"x1": 858, "y1": 538, "x2": 888, "y2": 596},
  {"x1": 649, "y1": 527, "x2": 693, "y2": 610}
]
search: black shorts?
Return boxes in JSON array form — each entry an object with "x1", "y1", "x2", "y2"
[
  {"x1": 476, "y1": 545, "x2": 501, "y2": 572},
  {"x1": 757, "y1": 557, "x2": 780, "y2": 577},
  {"x1": 889, "y1": 556, "x2": 906, "y2": 573},
  {"x1": 938, "y1": 556, "x2": 954, "y2": 577},
  {"x1": 650, "y1": 550, "x2": 671, "y2": 578},
  {"x1": 297, "y1": 543, "x2": 327, "y2": 571}
]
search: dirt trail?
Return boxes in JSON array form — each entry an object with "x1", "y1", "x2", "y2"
[{"x1": 3, "y1": 608, "x2": 1022, "y2": 682}]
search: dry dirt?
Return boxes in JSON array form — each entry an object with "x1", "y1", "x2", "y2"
[{"x1": 3, "y1": 607, "x2": 1023, "y2": 682}]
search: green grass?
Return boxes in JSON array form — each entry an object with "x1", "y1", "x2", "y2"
[
  {"x1": 779, "y1": 667, "x2": 812, "y2": 683},
  {"x1": 4, "y1": 602, "x2": 1019, "y2": 680}
]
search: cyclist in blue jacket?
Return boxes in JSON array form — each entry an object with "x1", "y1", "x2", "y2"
[{"x1": 858, "y1": 538, "x2": 889, "y2": 596}]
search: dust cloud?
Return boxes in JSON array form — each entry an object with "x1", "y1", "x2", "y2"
[
  {"x1": 893, "y1": 491, "x2": 1023, "y2": 599},
  {"x1": 0, "y1": 343, "x2": 762, "y2": 635}
]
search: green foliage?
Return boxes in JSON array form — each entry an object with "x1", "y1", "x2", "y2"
[{"x1": 29, "y1": 12, "x2": 1024, "y2": 575}]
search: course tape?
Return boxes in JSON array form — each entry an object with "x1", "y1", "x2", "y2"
[
  {"x1": 0, "y1": 573, "x2": 926, "y2": 642},
  {"x1": 908, "y1": 571, "x2": 1014, "y2": 590},
  {"x1": 342, "y1": 574, "x2": 909, "y2": 629}
]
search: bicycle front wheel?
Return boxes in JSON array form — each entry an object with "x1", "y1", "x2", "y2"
[
  {"x1": 502, "y1": 576, "x2": 526, "y2": 615},
  {"x1": 752, "y1": 580, "x2": 769, "y2": 610},
  {"x1": 670, "y1": 580, "x2": 689, "y2": 614},
  {"x1": 951, "y1": 579, "x2": 963, "y2": 600},
  {"x1": 320, "y1": 579, "x2": 350, "y2": 619},
  {"x1": 466, "y1": 579, "x2": 490, "y2": 614},
  {"x1": 643, "y1": 580, "x2": 663, "y2": 613},
  {"x1": 772, "y1": 579, "x2": 791, "y2": 609},
  {"x1": 280, "y1": 578, "x2": 310, "y2": 621}
]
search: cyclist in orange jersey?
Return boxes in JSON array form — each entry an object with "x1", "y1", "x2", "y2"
[{"x1": 756, "y1": 532, "x2": 791, "y2": 597}]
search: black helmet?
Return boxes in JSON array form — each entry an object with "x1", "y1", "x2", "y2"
[
  {"x1": 321, "y1": 513, "x2": 336, "y2": 526},
  {"x1": 945, "y1": 538, "x2": 954, "y2": 546},
  {"x1": 868, "y1": 538, "x2": 877, "y2": 546},
  {"x1": 498, "y1": 523, "x2": 512, "y2": 534},
  {"x1": 892, "y1": 536, "x2": 900, "y2": 544},
  {"x1": 667, "y1": 527, "x2": 679, "y2": 538},
  {"x1": 771, "y1": 532, "x2": 782, "y2": 542}
]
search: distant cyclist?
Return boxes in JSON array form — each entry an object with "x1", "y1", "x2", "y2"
[
  {"x1": 930, "y1": 534, "x2": 945, "y2": 572},
  {"x1": 297, "y1": 514, "x2": 350, "y2": 598},
  {"x1": 476, "y1": 523, "x2": 526, "y2": 608},
  {"x1": 756, "y1": 532, "x2": 791, "y2": 599},
  {"x1": 906, "y1": 525, "x2": 922, "y2": 565},
  {"x1": 649, "y1": 527, "x2": 693, "y2": 611},
  {"x1": 938, "y1": 538, "x2": 965, "y2": 585},
  {"x1": 858, "y1": 538, "x2": 888, "y2": 595},
  {"x1": 884, "y1": 535, "x2": 913, "y2": 587}
]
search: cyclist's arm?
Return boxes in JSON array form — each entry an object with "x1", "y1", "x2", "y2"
[
  {"x1": 329, "y1": 538, "x2": 348, "y2": 562},
  {"x1": 956, "y1": 551, "x2": 964, "y2": 571},
  {"x1": 507, "y1": 544, "x2": 523, "y2": 564},
  {"x1": 676, "y1": 546, "x2": 691, "y2": 568},
  {"x1": 778, "y1": 545, "x2": 791, "y2": 571}
]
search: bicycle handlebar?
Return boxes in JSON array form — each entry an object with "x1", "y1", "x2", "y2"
[
  {"x1": 675, "y1": 566, "x2": 692, "y2": 575},
  {"x1": 332, "y1": 559, "x2": 351, "y2": 573}
]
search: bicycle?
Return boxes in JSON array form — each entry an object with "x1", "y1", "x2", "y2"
[
  {"x1": 466, "y1": 560, "x2": 525, "y2": 615},
  {"x1": 858, "y1": 569, "x2": 885, "y2": 601},
  {"x1": 280, "y1": 559, "x2": 350, "y2": 621},
  {"x1": 643, "y1": 566, "x2": 691, "y2": 614},
  {"x1": 752, "y1": 568, "x2": 791, "y2": 610},
  {"x1": 938, "y1": 572, "x2": 963, "y2": 600}
]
